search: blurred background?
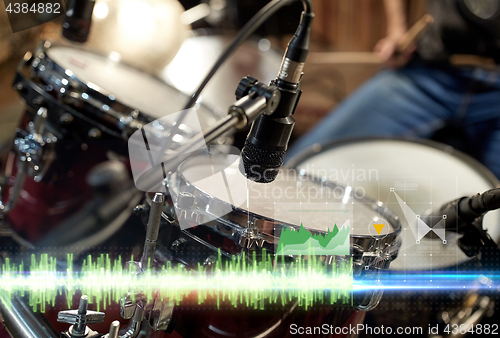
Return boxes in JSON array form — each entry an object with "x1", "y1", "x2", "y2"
[{"x1": 0, "y1": 0, "x2": 427, "y2": 143}]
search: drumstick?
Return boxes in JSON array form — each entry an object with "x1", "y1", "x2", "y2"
[
  {"x1": 308, "y1": 14, "x2": 434, "y2": 65},
  {"x1": 396, "y1": 14, "x2": 434, "y2": 54}
]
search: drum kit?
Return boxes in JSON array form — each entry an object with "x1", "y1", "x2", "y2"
[{"x1": 0, "y1": 1, "x2": 498, "y2": 338}]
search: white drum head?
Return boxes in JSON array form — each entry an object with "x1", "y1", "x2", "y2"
[
  {"x1": 177, "y1": 153, "x2": 397, "y2": 238},
  {"x1": 292, "y1": 139, "x2": 500, "y2": 270}
]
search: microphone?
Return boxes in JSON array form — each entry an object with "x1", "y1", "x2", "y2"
[
  {"x1": 62, "y1": 0, "x2": 96, "y2": 43},
  {"x1": 422, "y1": 188, "x2": 500, "y2": 233},
  {"x1": 239, "y1": 10, "x2": 314, "y2": 183}
]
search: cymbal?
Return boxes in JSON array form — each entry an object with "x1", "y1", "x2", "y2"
[{"x1": 86, "y1": 0, "x2": 189, "y2": 73}]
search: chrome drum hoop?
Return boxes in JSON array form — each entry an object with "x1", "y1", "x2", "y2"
[{"x1": 24, "y1": 41, "x2": 218, "y2": 142}]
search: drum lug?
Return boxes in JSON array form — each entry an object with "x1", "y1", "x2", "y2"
[
  {"x1": 14, "y1": 107, "x2": 57, "y2": 181},
  {"x1": 239, "y1": 218, "x2": 265, "y2": 250},
  {"x1": 119, "y1": 269, "x2": 176, "y2": 334},
  {"x1": 60, "y1": 113, "x2": 74, "y2": 125},
  {"x1": 13, "y1": 82, "x2": 24, "y2": 92},
  {"x1": 171, "y1": 238, "x2": 188, "y2": 253},
  {"x1": 147, "y1": 296, "x2": 177, "y2": 332},
  {"x1": 1, "y1": 107, "x2": 57, "y2": 216},
  {"x1": 174, "y1": 192, "x2": 201, "y2": 225},
  {"x1": 88, "y1": 128, "x2": 102, "y2": 139},
  {"x1": 204, "y1": 255, "x2": 218, "y2": 266}
]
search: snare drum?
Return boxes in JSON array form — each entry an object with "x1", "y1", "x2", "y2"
[
  {"x1": 4, "y1": 41, "x2": 222, "y2": 242},
  {"x1": 288, "y1": 138, "x2": 500, "y2": 336},
  {"x1": 151, "y1": 149, "x2": 402, "y2": 337}
]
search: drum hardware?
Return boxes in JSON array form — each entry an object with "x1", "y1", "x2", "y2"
[
  {"x1": 0, "y1": 293, "x2": 59, "y2": 338},
  {"x1": 203, "y1": 255, "x2": 218, "y2": 266},
  {"x1": 170, "y1": 238, "x2": 189, "y2": 254},
  {"x1": 173, "y1": 191, "x2": 200, "y2": 225},
  {"x1": 13, "y1": 70, "x2": 125, "y2": 142},
  {"x1": 113, "y1": 192, "x2": 177, "y2": 334},
  {"x1": 238, "y1": 218, "x2": 266, "y2": 250},
  {"x1": 27, "y1": 43, "x2": 143, "y2": 135},
  {"x1": 131, "y1": 77, "x2": 280, "y2": 193},
  {"x1": 120, "y1": 289, "x2": 173, "y2": 334},
  {"x1": 102, "y1": 321, "x2": 120, "y2": 338},
  {"x1": 117, "y1": 292, "x2": 146, "y2": 338},
  {"x1": 13, "y1": 107, "x2": 56, "y2": 180},
  {"x1": 58, "y1": 295, "x2": 105, "y2": 338},
  {"x1": 146, "y1": 296, "x2": 176, "y2": 332},
  {"x1": 140, "y1": 193, "x2": 164, "y2": 269},
  {"x1": 16, "y1": 42, "x2": 219, "y2": 144},
  {"x1": 0, "y1": 107, "x2": 56, "y2": 217},
  {"x1": 118, "y1": 284, "x2": 171, "y2": 332},
  {"x1": 58, "y1": 294, "x2": 145, "y2": 338}
]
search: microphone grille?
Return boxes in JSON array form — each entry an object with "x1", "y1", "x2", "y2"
[{"x1": 239, "y1": 140, "x2": 285, "y2": 183}]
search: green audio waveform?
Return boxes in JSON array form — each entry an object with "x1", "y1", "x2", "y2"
[
  {"x1": 276, "y1": 223, "x2": 350, "y2": 256},
  {"x1": 0, "y1": 251, "x2": 352, "y2": 312}
]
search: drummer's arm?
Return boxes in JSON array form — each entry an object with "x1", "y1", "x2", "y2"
[
  {"x1": 384, "y1": 0, "x2": 407, "y2": 39},
  {"x1": 374, "y1": 0, "x2": 411, "y2": 67}
]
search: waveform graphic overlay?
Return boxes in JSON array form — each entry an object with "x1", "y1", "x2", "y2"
[
  {"x1": 0, "y1": 252, "x2": 353, "y2": 312},
  {"x1": 276, "y1": 223, "x2": 350, "y2": 255}
]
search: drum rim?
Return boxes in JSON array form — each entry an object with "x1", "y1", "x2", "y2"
[
  {"x1": 30, "y1": 40, "x2": 217, "y2": 135},
  {"x1": 286, "y1": 136, "x2": 500, "y2": 188}
]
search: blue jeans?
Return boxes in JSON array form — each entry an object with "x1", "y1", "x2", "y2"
[{"x1": 286, "y1": 62, "x2": 500, "y2": 178}]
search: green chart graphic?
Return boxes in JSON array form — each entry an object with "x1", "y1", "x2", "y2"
[{"x1": 276, "y1": 222, "x2": 350, "y2": 256}]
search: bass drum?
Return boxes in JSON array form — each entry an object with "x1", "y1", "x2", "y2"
[
  {"x1": 3, "y1": 40, "x2": 222, "y2": 244},
  {"x1": 288, "y1": 138, "x2": 500, "y2": 337}
]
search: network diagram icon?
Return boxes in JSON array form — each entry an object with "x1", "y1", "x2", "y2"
[{"x1": 390, "y1": 187, "x2": 447, "y2": 244}]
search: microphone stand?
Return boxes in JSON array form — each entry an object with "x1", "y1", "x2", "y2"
[
  {"x1": 134, "y1": 77, "x2": 281, "y2": 193},
  {"x1": 424, "y1": 188, "x2": 500, "y2": 269},
  {"x1": 457, "y1": 217, "x2": 500, "y2": 270}
]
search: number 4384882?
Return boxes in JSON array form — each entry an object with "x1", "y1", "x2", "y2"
[{"x1": 6, "y1": 2, "x2": 61, "y2": 14}]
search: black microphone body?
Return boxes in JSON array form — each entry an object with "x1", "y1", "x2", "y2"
[
  {"x1": 423, "y1": 188, "x2": 500, "y2": 233},
  {"x1": 240, "y1": 10, "x2": 314, "y2": 183},
  {"x1": 240, "y1": 80, "x2": 300, "y2": 183},
  {"x1": 62, "y1": 0, "x2": 96, "y2": 43}
]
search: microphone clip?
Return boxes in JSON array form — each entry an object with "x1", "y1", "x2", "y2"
[{"x1": 230, "y1": 76, "x2": 281, "y2": 129}]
